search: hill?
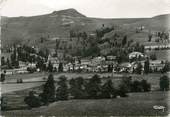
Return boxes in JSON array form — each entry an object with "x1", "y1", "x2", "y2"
[{"x1": 1, "y1": 8, "x2": 170, "y2": 48}]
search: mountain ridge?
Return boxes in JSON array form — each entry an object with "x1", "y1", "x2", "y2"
[{"x1": 1, "y1": 8, "x2": 170, "y2": 48}]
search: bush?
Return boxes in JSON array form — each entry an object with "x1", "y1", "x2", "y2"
[
  {"x1": 24, "y1": 91, "x2": 41, "y2": 108},
  {"x1": 160, "y1": 75, "x2": 169, "y2": 91}
]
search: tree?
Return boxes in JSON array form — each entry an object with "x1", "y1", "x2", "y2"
[
  {"x1": 1, "y1": 56, "x2": 6, "y2": 66},
  {"x1": 1, "y1": 73, "x2": 5, "y2": 82},
  {"x1": 148, "y1": 33, "x2": 152, "y2": 42},
  {"x1": 159, "y1": 75, "x2": 169, "y2": 91},
  {"x1": 56, "y1": 76, "x2": 68, "y2": 100},
  {"x1": 150, "y1": 54, "x2": 157, "y2": 60},
  {"x1": 6, "y1": 58, "x2": 12, "y2": 69},
  {"x1": 24, "y1": 91, "x2": 41, "y2": 108},
  {"x1": 40, "y1": 74, "x2": 55, "y2": 104},
  {"x1": 121, "y1": 76, "x2": 132, "y2": 92},
  {"x1": 131, "y1": 80, "x2": 142, "y2": 92},
  {"x1": 10, "y1": 46, "x2": 19, "y2": 67},
  {"x1": 85, "y1": 74, "x2": 101, "y2": 99},
  {"x1": 136, "y1": 62, "x2": 143, "y2": 74},
  {"x1": 1, "y1": 97, "x2": 7, "y2": 110},
  {"x1": 36, "y1": 57, "x2": 45, "y2": 71},
  {"x1": 100, "y1": 79, "x2": 116, "y2": 98},
  {"x1": 122, "y1": 35, "x2": 127, "y2": 46},
  {"x1": 162, "y1": 61, "x2": 170, "y2": 73},
  {"x1": 141, "y1": 80, "x2": 151, "y2": 92},
  {"x1": 48, "y1": 61, "x2": 53, "y2": 72},
  {"x1": 69, "y1": 77, "x2": 86, "y2": 99},
  {"x1": 116, "y1": 84, "x2": 128, "y2": 97},
  {"x1": 108, "y1": 64, "x2": 113, "y2": 72},
  {"x1": 144, "y1": 59, "x2": 150, "y2": 74},
  {"x1": 58, "y1": 62, "x2": 63, "y2": 72}
]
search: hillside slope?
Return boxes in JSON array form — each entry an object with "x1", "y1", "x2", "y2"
[{"x1": 1, "y1": 9, "x2": 170, "y2": 47}]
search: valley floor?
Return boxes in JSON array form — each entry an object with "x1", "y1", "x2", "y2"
[
  {"x1": 2, "y1": 91, "x2": 170, "y2": 116},
  {"x1": 2, "y1": 72, "x2": 169, "y2": 94}
]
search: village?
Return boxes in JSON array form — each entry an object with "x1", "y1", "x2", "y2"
[
  {"x1": 0, "y1": 5, "x2": 170, "y2": 116},
  {"x1": 1, "y1": 27, "x2": 170, "y2": 79},
  {"x1": 1, "y1": 50, "x2": 169, "y2": 77}
]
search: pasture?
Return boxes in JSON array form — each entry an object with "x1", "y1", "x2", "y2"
[
  {"x1": 2, "y1": 91, "x2": 170, "y2": 116},
  {"x1": 1, "y1": 72, "x2": 170, "y2": 116}
]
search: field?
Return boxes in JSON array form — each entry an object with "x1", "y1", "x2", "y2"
[
  {"x1": 1, "y1": 72, "x2": 170, "y2": 116},
  {"x1": 2, "y1": 91, "x2": 170, "y2": 116},
  {"x1": 3, "y1": 72, "x2": 169, "y2": 94}
]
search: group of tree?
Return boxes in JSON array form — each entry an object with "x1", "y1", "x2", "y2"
[
  {"x1": 130, "y1": 80, "x2": 151, "y2": 92},
  {"x1": 1, "y1": 57, "x2": 12, "y2": 69},
  {"x1": 69, "y1": 30, "x2": 88, "y2": 40},
  {"x1": 24, "y1": 74, "x2": 152, "y2": 108},
  {"x1": 24, "y1": 74, "x2": 127, "y2": 108},
  {"x1": 96, "y1": 26, "x2": 114, "y2": 39},
  {"x1": 156, "y1": 31, "x2": 169, "y2": 42},
  {"x1": 2, "y1": 44, "x2": 50, "y2": 70},
  {"x1": 161, "y1": 61, "x2": 170, "y2": 73},
  {"x1": 119, "y1": 76, "x2": 151, "y2": 92}
]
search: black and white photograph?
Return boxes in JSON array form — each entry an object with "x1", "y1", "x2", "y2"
[{"x1": 0, "y1": 0, "x2": 170, "y2": 116}]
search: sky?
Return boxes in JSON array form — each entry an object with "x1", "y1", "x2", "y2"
[{"x1": 0, "y1": 0, "x2": 170, "y2": 18}]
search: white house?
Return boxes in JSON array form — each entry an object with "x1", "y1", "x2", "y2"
[{"x1": 129, "y1": 52, "x2": 144, "y2": 60}]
